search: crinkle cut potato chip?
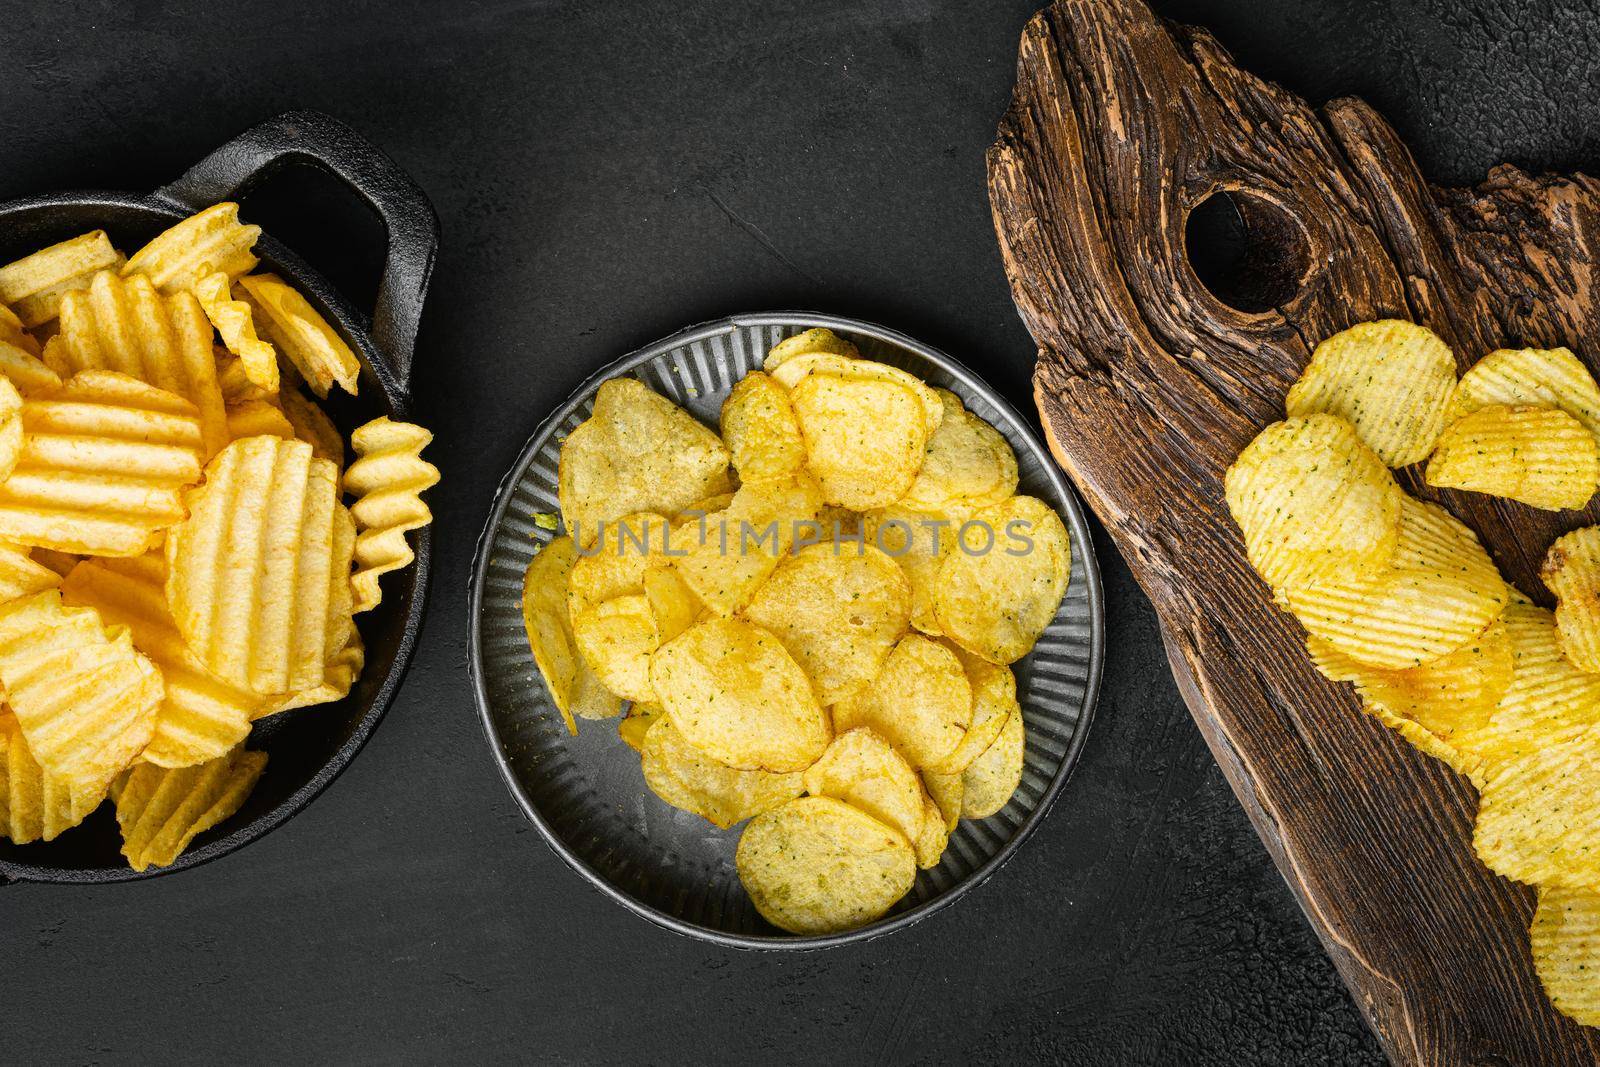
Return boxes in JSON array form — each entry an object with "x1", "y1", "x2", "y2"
[
  {"x1": 1544, "y1": 526, "x2": 1600, "y2": 673},
  {"x1": 0, "y1": 375, "x2": 23, "y2": 486},
  {"x1": 0, "y1": 370, "x2": 203, "y2": 556},
  {"x1": 345, "y1": 417, "x2": 439, "y2": 614},
  {"x1": 1280, "y1": 497, "x2": 1507, "y2": 670},
  {"x1": 670, "y1": 473, "x2": 822, "y2": 616},
  {"x1": 1426, "y1": 404, "x2": 1598, "y2": 511},
  {"x1": 802, "y1": 727, "x2": 927, "y2": 844},
  {"x1": 899, "y1": 389, "x2": 1018, "y2": 511},
  {"x1": 720, "y1": 371, "x2": 807, "y2": 482},
  {"x1": 789, "y1": 372, "x2": 933, "y2": 511},
  {"x1": 123, "y1": 202, "x2": 260, "y2": 296},
  {"x1": 741, "y1": 542, "x2": 911, "y2": 706},
  {"x1": 1285, "y1": 320, "x2": 1456, "y2": 467},
  {"x1": 236, "y1": 274, "x2": 358, "y2": 397},
  {"x1": 1446, "y1": 346, "x2": 1600, "y2": 444},
  {"x1": 640, "y1": 717, "x2": 804, "y2": 830},
  {"x1": 961, "y1": 701, "x2": 1025, "y2": 819},
  {"x1": 834, "y1": 634, "x2": 971, "y2": 769},
  {"x1": 649, "y1": 617, "x2": 830, "y2": 773},
  {"x1": 261, "y1": 628, "x2": 364, "y2": 718},
  {"x1": 166, "y1": 436, "x2": 354, "y2": 695},
  {"x1": 1531, "y1": 885, "x2": 1600, "y2": 1028},
  {"x1": 0, "y1": 590, "x2": 162, "y2": 796},
  {"x1": 1225, "y1": 414, "x2": 1402, "y2": 591},
  {"x1": 0, "y1": 338, "x2": 61, "y2": 397},
  {"x1": 0, "y1": 229, "x2": 124, "y2": 328},
  {"x1": 192, "y1": 270, "x2": 278, "y2": 394},
  {"x1": 115, "y1": 747, "x2": 267, "y2": 872},
  {"x1": 735, "y1": 795, "x2": 916, "y2": 935},
  {"x1": 762, "y1": 327, "x2": 860, "y2": 372},
  {"x1": 226, "y1": 400, "x2": 297, "y2": 442},
  {"x1": 0, "y1": 540, "x2": 61, "y2": 602},
  {"x1": 558, "y1": 378, "x2": 732, "y2": 548},
  {"x1": 1473, "y1": 724, "x2": 1600, "y2": 888},
  {"x1": 279, "y1": 386, "x2": 346, "y2": 467},
  {"x1": 933, "y1": 495, "x2": 1071, "y2": 665},
  {"x1": 0, "y1": 712, "x2": 98, "y2": 843}
]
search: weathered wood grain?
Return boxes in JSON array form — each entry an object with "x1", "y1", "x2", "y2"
[{"x1": 988, "y1": 1, "x2": 1600, "y2": 1063}]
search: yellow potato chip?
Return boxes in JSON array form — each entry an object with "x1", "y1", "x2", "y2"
[
  {"x1": 650, "y1": 617, "x2": 829, "y2": 773},
  {"x1": 62, "y1": 554, "x2": 262, "y2": 768},
  {"x1": 0, "y1": 590, "x2": 162, "y2": 794},
  {"x1": 933, "y1": 495, "x2": 1071, "y2": 665},
  {"x1": 618, "y1": 702, "x2": 663, "y2": 752},
  {"x1": 226, "y1": 399, "x2": 297, "y2": 442},
  {"x1": 573, "y1": 593, "x2": 659, "y2": 702},
  {"x1": 898, "y1": 389, "x2": 1018, "y2": 510},
  {"x1": 961, "y1": 703, "x2": 1025, "y2": 819},
  {"x1": 1280, "y1": 497, "x2": 1507, "y2": 670},
  {"x1": 790, "y1": 373, "x2": 932, "y2": 510},
  {"x1": 769, "y1": 353, "x2": 944, "y2": 435},
  {"x1": 567, "y1": 511, "x2": 674, "y2": 616},
  {"x1": 0, "y1": 540, "x2": 61, "y2": 602},
  {"x1": 237, "y1": 274, "x2": 358, "y2": 397},
  {"x1": 834, "y1": 634, "x2": 971, "y2": 769},
  {"x1": 0, "y1": 711, "x2": 102, "y2": 843},
  {"x1": 0, "y1": 375, "x2": 23, "y2": 485},
  {"x1": 559, "y1": 378, "x2": 731, "y2": 548},
  {"x1": 124, "y1": 203, "x2": 260, "y2": 295},
  {"x1": 29, "y1": 547, "x2": 80, "y2": 579},
  {"x1": 802, "y1": 727, "x2": 926, "y2": 844},
  {"x1": 735, "y1": 795, "x2": 916, "y2": 935},
  {"x1": 1426, "y1": 404, "x2": 1597, "y2": 511},
  {"x1": 0, "y1": 230, "x2": 124, "y2": 327},
  {"x1": 922, "y1": 770, "x2": 963, "y2": 832},
  {"x1": 720, "y1": 371, "x2": 806, "y2": 482},
  {"x1": 0, "y1": 370, "x2": 203, "y2": 556},
  {"x1": 115, "y1": 746, "x2": 267, "y2": 872},
  {"x1": 56, "y1": 271, "x2": 229, "y2": 457},
  {"x1": 742, "y1": 542, "x2": 911, "y2": 705},
  {"x1": 675, "y1": 492, "x2": 734, "y2": 522},
  {"x1": 1447, "y1": 346, "x2": 1600, "y2": 443},
  {"x1": 0, "y1": 338, "x2": 61, "y2": 396},
  {"x1": 911, "y1": 792, "x2": 948, "y2": 869},
  {"x1": 929, "y1": 643, "x2": 1018, "y2": 775},
  {"x1": 346, "y1": 417, "x2": 439, "y2": 614},
  {"x1": 641, "y1": 717, "x2": 804, "y2": 830},
  {"x1": 279, "y1": 387, "x2": 344, "y2": 467},
  {"x1": 522, "y1": 537, "x2": 585, "y2": 734},
  {"x1": 192, "y1": 270, "x2": 278, "y2": 393},
  {"x1": 1543, "y1": 526, "x2": 1600, "y2": 673},
  {"x1": 670, "y1": 473, "x2": 823, "y2": 615},
  {"x1": 166, "y1": 436, "x2": 353, "y2": 695},
  {"x1": 863, "y1": 503, "x2": 967, "y2": 635},
  {"x1": 260, "y1": 628, "x2": 364, "y2": 717},
  {"x1": 762, "y1": 327, "x2": 860, "y2": 372},
  {"x1": 1284, "y1": 320, "x2": 1456, "y2": 467},
  {"x1": 0, "y1": 301, "x2": 36, "y2": 354},
  {"x1": 1531, "y1": 885, "x2": 1600, "y2": 1027},
  {"x1": 215, "y1": 348, "x2": 272, "y2": 406},
  {"x1": 1473, "y1": 724, "x2": 1600, "y2": 887},
  {"x1": 1226, "y1": 414, "x2": 1402, "y2": 591}
]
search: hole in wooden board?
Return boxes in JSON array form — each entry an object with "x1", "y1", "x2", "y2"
[{"x1": 1184, "y1": 189, "x2": 1310, "y2": 314}]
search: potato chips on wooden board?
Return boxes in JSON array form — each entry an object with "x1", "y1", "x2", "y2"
[
  {"x1": 521, "y1": 327, "x2": 1071, "y2": 934},
  {"x1": 1228, "y1": 319, "x2": 1600, "y2": 1026},
  {"x1": 0, "y1": 203, "x2": 438, "y2": 871}
]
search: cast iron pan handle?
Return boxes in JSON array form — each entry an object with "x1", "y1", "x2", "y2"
[{"x1": 154, "y1": 110, "x2": 439, "y2": 390}]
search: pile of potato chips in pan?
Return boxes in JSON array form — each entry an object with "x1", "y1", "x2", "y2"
[
  {"x1": 1226, "y1": 320, "x2": 1600, "y2": 1025},
  {"x1": 0, "y1": 205, "x2": 438, "y2": 871},
  {"x1": 521, "y1": 328, "x2": 1073, "y2": 935}
]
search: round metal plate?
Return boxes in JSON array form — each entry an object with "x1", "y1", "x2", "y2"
[{"x1": 469, "y1": 312, "x2": 1103, "y2": 948}]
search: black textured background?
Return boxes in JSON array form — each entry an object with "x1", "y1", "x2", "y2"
[{"x1": 3, "y1": 1, "x2": 1594, "y2": 1062}]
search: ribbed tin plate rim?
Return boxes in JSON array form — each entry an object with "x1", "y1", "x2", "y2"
[{"x1": 469, "y1": 312, "x2": 1104, "y2": 949}]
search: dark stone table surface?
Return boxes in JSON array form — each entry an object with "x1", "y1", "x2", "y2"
[{"x1": 4, "y1": 1, "x2": 1594, "y2": 1062}]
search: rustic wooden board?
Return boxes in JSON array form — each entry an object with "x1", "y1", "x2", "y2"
[{"x1": 988, "y1": 1, "x2": 1600, "y2": 1063}]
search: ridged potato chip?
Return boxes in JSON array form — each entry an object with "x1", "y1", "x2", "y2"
[
  {"x1": 961, "y1": 703, "x2": 1025, "y2": 819},
  {"x1": 899, "y1": 389, "x2": 1018, "y2": 510},
  {"x1": 912, "y1": 792, "x2": 948, "y2": 869},
  {"x1": 559, "y1": 378, "x2": 731, "y2": 547},
  {"x1": 279, "y1": 387, "x2": 345, "y2": 467},
  {"x1": 573, "y1": 593, "x2": 659, "y2": 702},
  {"x1": 0, "y1": 590, "x2": 162, "y2": 794},
  {"x1": 0, "y1": 540, "x2": 61, "y2": 601},
  {"x1": 260, "y1": 628, "x2": 364, "y2": 718},
  {"x1": 1281, "y1": 498, "x2": 1507, "y2": 670},
  {"x1": 192, "y1": 270, "x2": 278, "y2": 393},
  {"x1": 790, "y1": 373, "x2": 932, "y2": 510},
  {"x1": 0, "y1": 712, "x2": 101, "y2": 843},
  {"x1": 864, "y1": 503, "x2": 966, "y2": 635},
  {"x1": 1426, "y1": 404, "x2": 1597, "y2": 511},
  {"x1": 742, "y1": 542, "x2": 911, "y2": 705},
  {"x1": 641, "y1": 717, "x2": 804, "y2": 829},
  {"x1": 57, "y1": 271, "x2": 229, "y2": 456},
  {"x1": 0, "y1": 338, "x2": 60, "y2": 396},
  {"x1": 0, "y1": 375, "x2": 23, "y2": 485},
  {"x1": 0, "y1": 370, "x2": 204, "y2": 556},
  {"x1": 236, "y1": 274, "x2": 357, "y2": 397},
  {"x1": 922, "y1": 770, "x2": 963, "y2": 833},
  {"x1": 933, "y1": 495, "x2": 1071, "y2": 665},
  {"x1": 930, "y1": 643, "x2": 1018, "y2": 775},
  {"x1": 1226, "y1": 414, "x2": 1402, "y2": 591},
  {"x1": 1446, "y1": 346, "x2": 1600, "y2": 443},
  {"x1": 618, "y1": 702, "x2": 663, "y2": 752},
  {"x1": 124, "y1": 202, "x2": 260, "y2": 295},
  {"x1": 1531, "y1": 885, "x2": 1600, "y2": 1027},
  {"x1": 735, "y1": 795, "x2": 916, "y2": 935},
  {"x1": 345, "y1": 417, "x2": 439, "y2": 613},
  {"x1": 166, "y1": 436, "x2": 354, "y2": 695},
  {"x1": 1285, "y1": 320, "x2": 1456, "y2": 467},
  {"x1": 650, "y1": 617, "x2": 829, "y2": 773},
  {"x1": 215, "y1": 348, "x2": 272, "y2": 406},
  {"x1": 720, "y1": 371, "x2": 806, "y2": 482},
  {"x1": 226, "y1": 399, "x2": 296, "y2": 442},
  {"x1": 0, "y1": 230, "x2": 124, "y2": 327},
  {"x1": 63, "y1": 554, "x2": 262, "y2": 768},
  {"x1": 1473, "y1": 724, "x2": 1600, "y2": 887},
  {"x1": 834, "y1": 634, "x2": 971, "y2": 769},
  {"x1": 115, "y1": 746, "x2": 267, "y2": 872},
  {"x1": 29, "y1": 548, "x2": 80, "y2": 579},
  {"x1": 671, "y1": 473, "x2": 823, "y2": 615},
  {"x1": 802, "y1": 727, "x2": 926, "y2": 843},
  {"x1": 762, "y1": 327, "x2": 860, "y2": 372},
  {"x1": 1543, "y1": 526, "x2": 1600, "y2": 673},
  {"x1": 0, "y1": 301, "x2": 36, "y2": 352}
]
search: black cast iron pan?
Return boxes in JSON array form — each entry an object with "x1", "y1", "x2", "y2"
[{"x1": 0, "y1": 110, "x2": 437, "y2": 884}]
